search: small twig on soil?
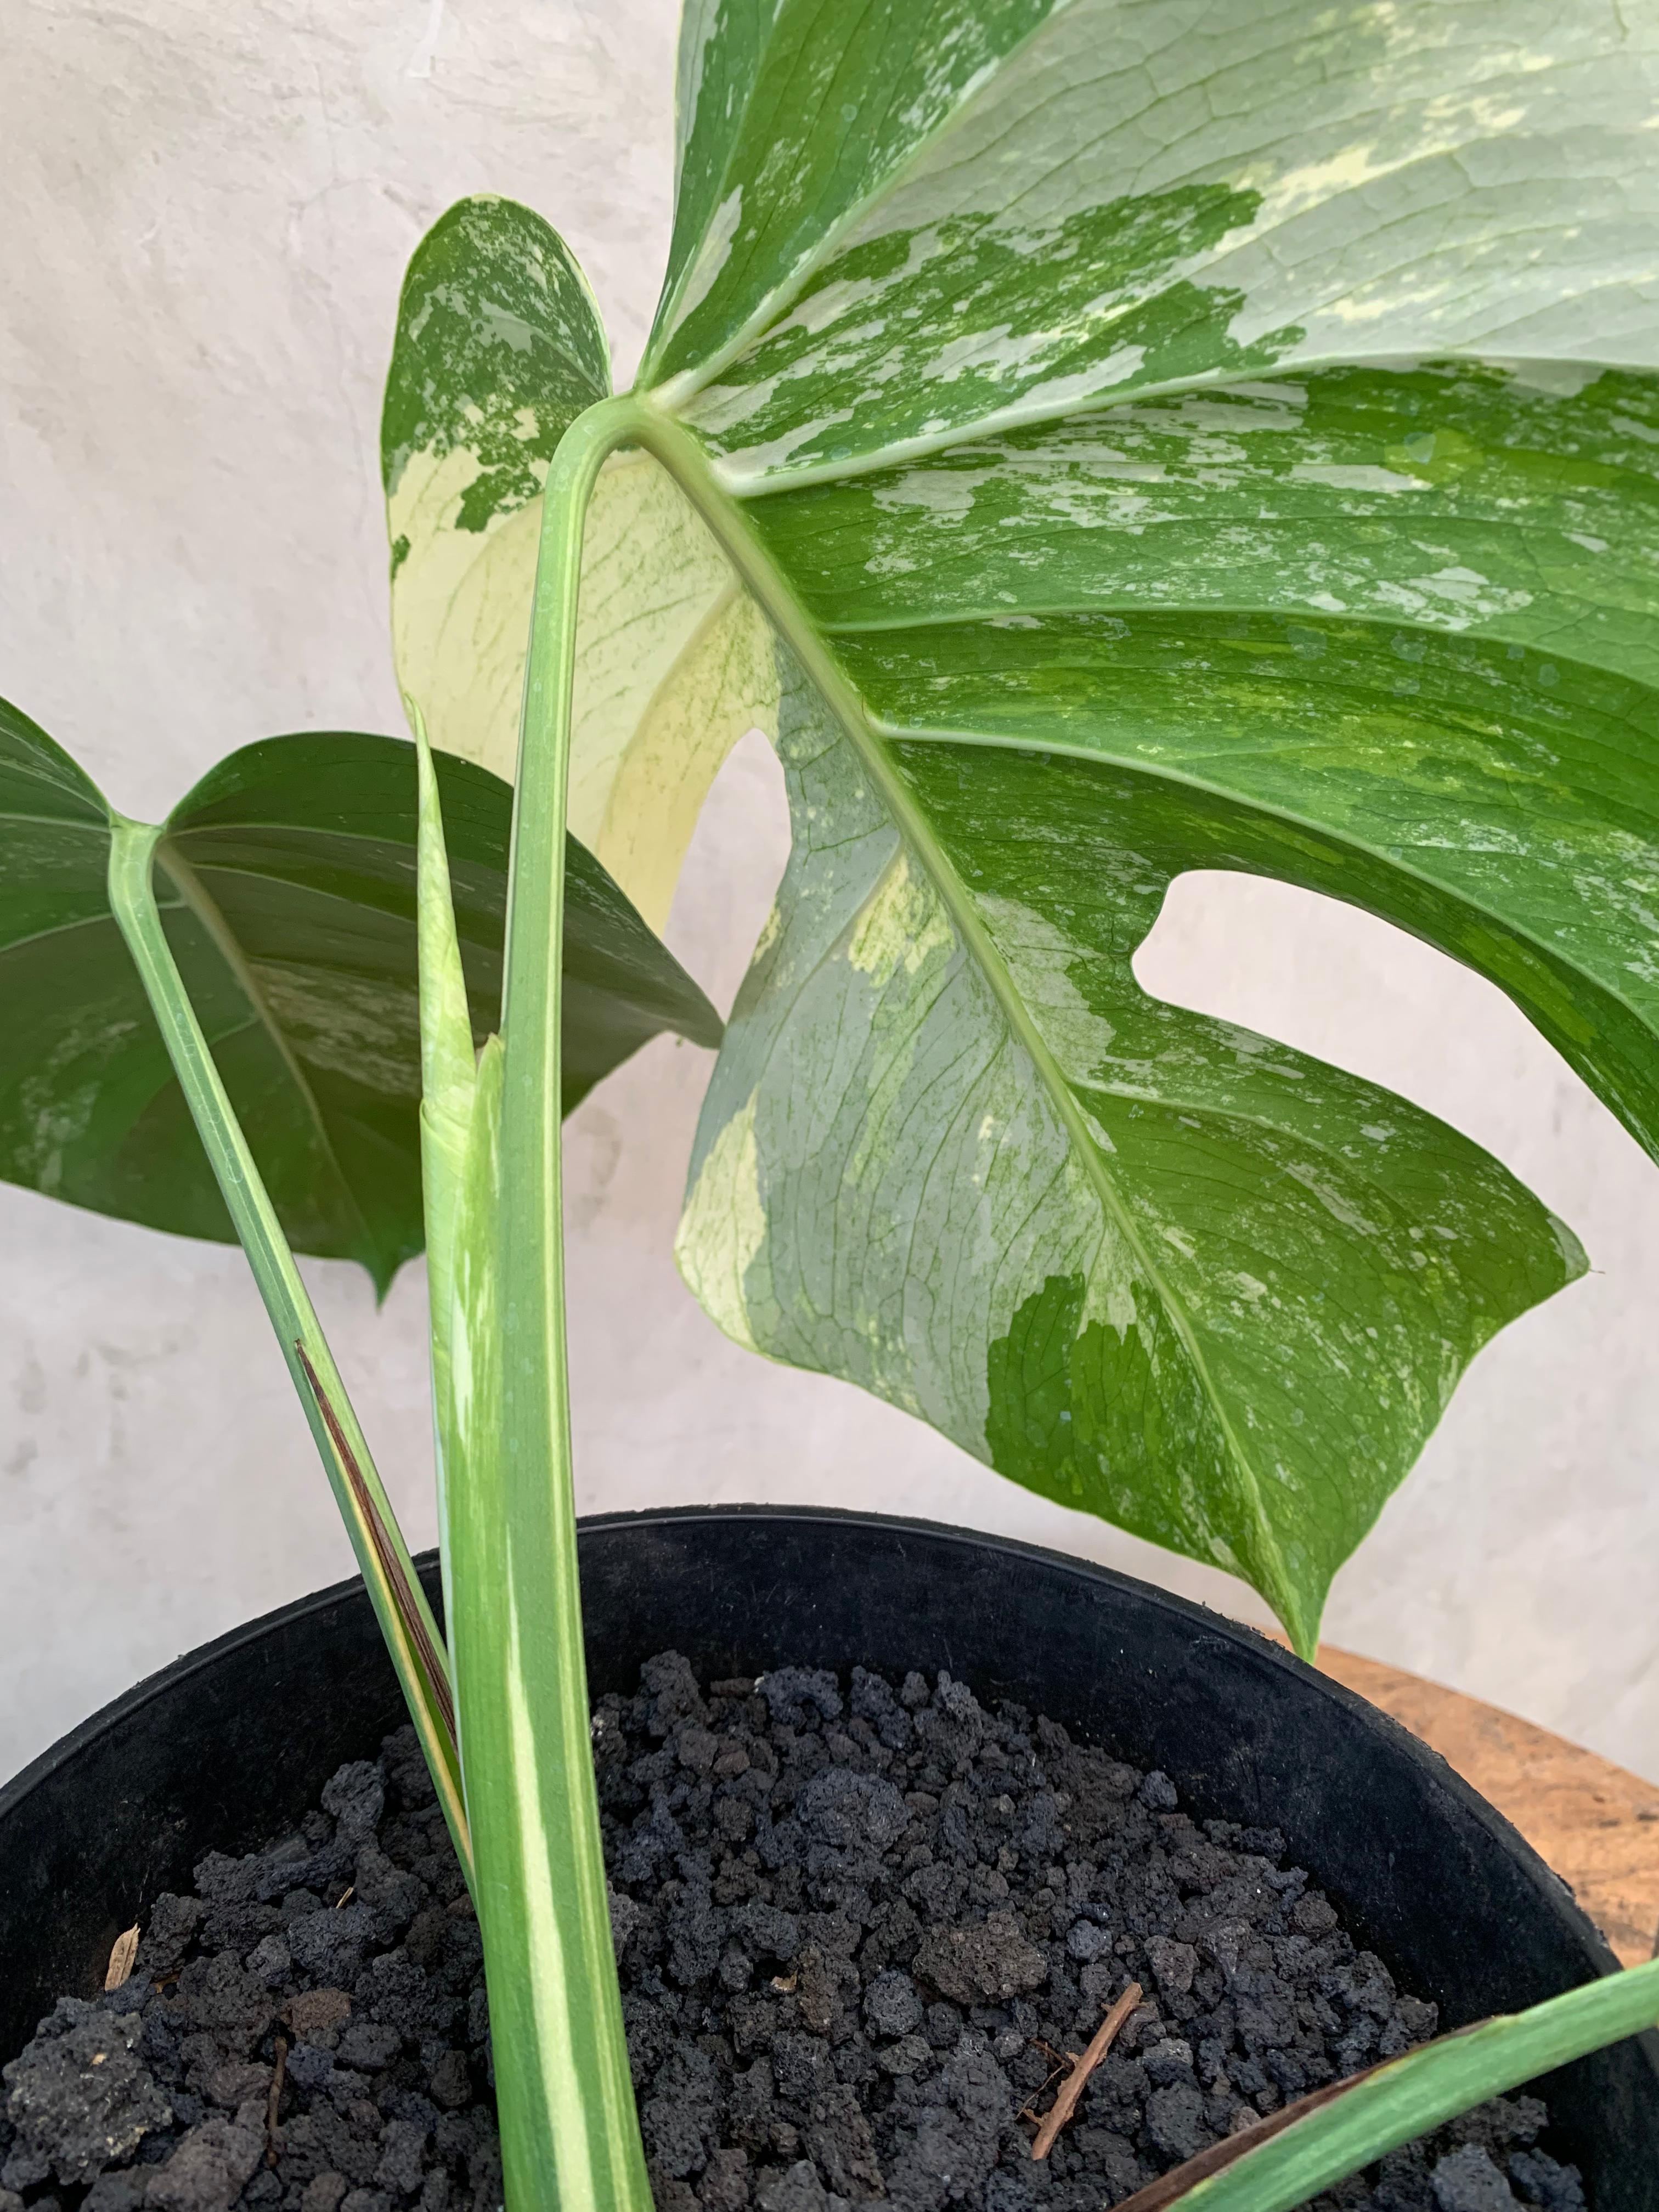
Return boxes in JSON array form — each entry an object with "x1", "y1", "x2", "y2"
[
  {"x1": 335, "y1": 1886, "x2": 355, "y2": 1909},
  {"x1": 1030, "y1": 1980, "x2": 1143, "y2": 2159},
  {"x1": 104, "y1": 1925, "x2": 139, "y2": 1991},
  {"x1": 265, "y1": 2036, "x2": 287, "y2": 2166}
]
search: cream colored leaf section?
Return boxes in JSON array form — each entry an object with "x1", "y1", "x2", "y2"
[
  {"x1": 392, "y1": 439, "x2": 778, "y2": 933},
  {"x1": 847, "y1": 848, "x2": 953, "y2": 990},
  {"x1": 674, "y1": 1091, "x2": 766, "y2": 1353},
  {"x1": 569, "y1": 452, "x2": 779, "y2": 929},
  {"x1": 390, "y1": 444, "x2": 548, "y2": 785},
  {"x1": 589, "y1": 582, "x2": 777, "y2": 934}
]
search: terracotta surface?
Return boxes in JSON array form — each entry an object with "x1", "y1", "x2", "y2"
[{"x1": 1321, "y1": 1646, "x2": 1659, "y2": 1968}]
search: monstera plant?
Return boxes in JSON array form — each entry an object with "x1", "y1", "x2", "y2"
[
  {"x1": 376, "y1": 0, "x2": 1659, "y2": 2201},
  {"x1": 11, "y1": 1, "x2": 1659, "y2": 2207}
]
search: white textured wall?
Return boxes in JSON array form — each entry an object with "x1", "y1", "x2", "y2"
[{"x1": 4, "y1": 0, "x2": 1657, "y2": 1787}]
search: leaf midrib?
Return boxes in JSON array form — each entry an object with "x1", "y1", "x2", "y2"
[
  {"x1": 712, "y1": 349, "x2": 1659, "y2": 497},
  {"x1": 835, "y1": 705, "x2": 1300, "y2": 1624}
]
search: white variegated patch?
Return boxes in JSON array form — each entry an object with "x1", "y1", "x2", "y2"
[
  {"x1": 568, "y1": 456, "x2": 778, "y2": 928},
  {"x1": 391, "y1": 445, "x2": 549, "y2": 783}
]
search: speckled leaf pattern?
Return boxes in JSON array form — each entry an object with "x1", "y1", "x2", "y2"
[
  {"x1": 659, "y1": 0, "x2": 1659, "y2": 487},
  {"x1": 749, "y1": 362, "x2": 1659, "y2": 1156},
  {"x1": 391, "y1": 0, "x2": 1659, "y2": 1643},
  {"x1": 642, "y1": 0, "x2": 1058, "y2": 395},
  {"x1": 383, "y1": 196, "x2": 611, "y2": 782},
  {"x1": 0, "y1": 706, "x2": 719, "y2": 1293},
  {"x1": 654, "y1": 0, "x2": 772, "y2": 352}
]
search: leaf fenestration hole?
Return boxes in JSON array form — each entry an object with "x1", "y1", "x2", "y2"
[{"x1": 1131, "y1": 868, "x2": 1643, "y2": 1218}]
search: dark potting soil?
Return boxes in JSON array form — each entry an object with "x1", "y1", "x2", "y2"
[{"x1": 0, "y1": 1656, "x2": 1589, "y2": 2212}]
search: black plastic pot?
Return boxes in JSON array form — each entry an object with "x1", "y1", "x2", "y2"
[{"x1": 3, "y1": 1507, "x2": 1656, "y2": 2200}]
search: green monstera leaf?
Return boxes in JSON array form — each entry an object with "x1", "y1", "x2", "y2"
[
  {"x1": 385, "y1": 0, "x2": 1659, "y2": 1650},
  {"x1": 0, "y1": 699, "x2": 720, "y2": 1293}
]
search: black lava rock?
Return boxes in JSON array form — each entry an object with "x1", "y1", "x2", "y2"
[{"x1": 0, "y1": 1658, "x2": 1587, "y2": 2211}]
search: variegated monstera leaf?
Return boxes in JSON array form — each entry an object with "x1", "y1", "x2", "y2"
[{"x1": 381, "y1": 1, "x2": 1659, "y2": 1652}]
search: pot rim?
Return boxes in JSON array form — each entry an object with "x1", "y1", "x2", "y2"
[{"x1": 0, "y1": 1499, "x2": 1622, "y2": 1987}]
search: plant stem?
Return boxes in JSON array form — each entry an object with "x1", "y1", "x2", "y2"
[
  {"x1": 105, "y1": 817, "x2": 472, "y2": 1886},
  {"x1": 476, "y1": 398, "x2": 657, "y2": 2212},
  {"x1": 411, "y1": 703, "x2": 480, "y2": 1649},
  {"x1": 477, "y1": 384, "x2": 888, "y2": 2208}
]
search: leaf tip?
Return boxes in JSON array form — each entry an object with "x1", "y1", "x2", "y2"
[{"x1": 1549, "y1": 1206, "x2": 1590, "y2": 1287}]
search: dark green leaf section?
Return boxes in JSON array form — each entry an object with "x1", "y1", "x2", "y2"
[
  {"x1": 985, "y1": 1273, "x2": 1154, "y2": 1514},
  {"x1": 644, "y1": 0, "x2": 1059, "y2": 386},
  {"x1": 381, "y1": 195, "x2": 611, "y2": 535},
  {"x1": 0, "y1": 697, "x2": 150, "y2": 1231},
  {"x1": 985, "y1": 1271, "x2": 1219, "y2": 1539},
  {"x1": 0, "y1": 712, "x2": 720, "y2": 1291}
]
